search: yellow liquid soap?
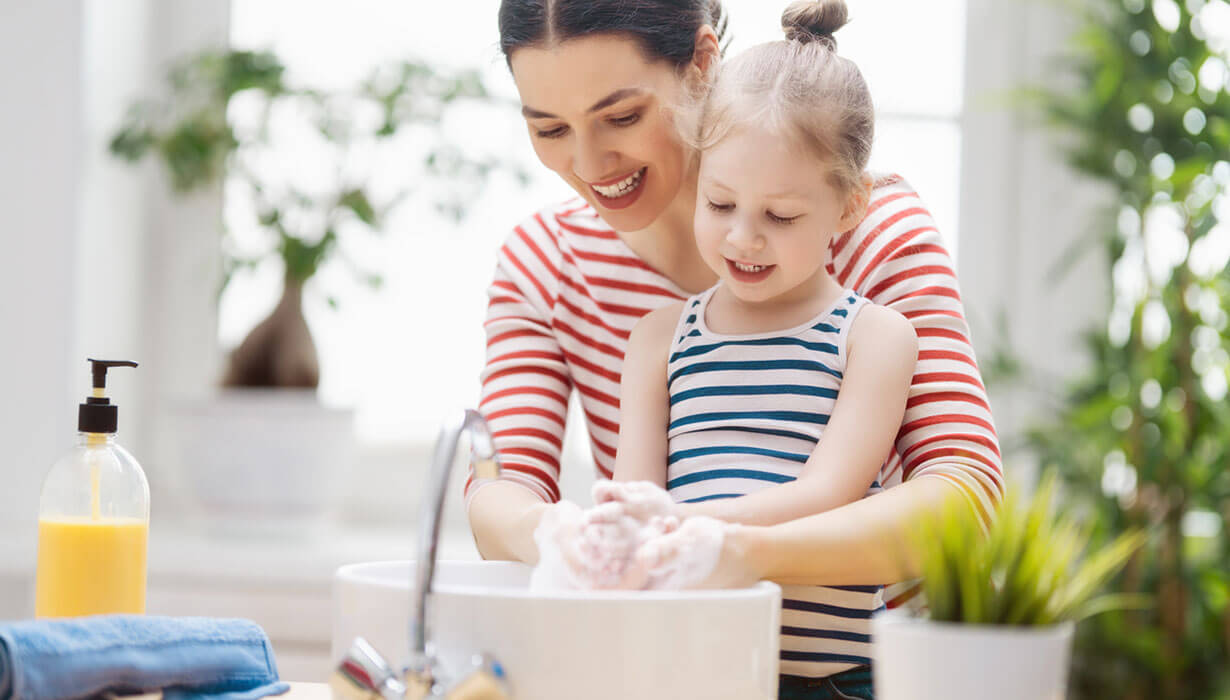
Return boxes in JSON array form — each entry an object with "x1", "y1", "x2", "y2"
[
  {"x1": 37, "y1": 445, "x2": 146, "y2": 619},
  {"x1": 35, "y1": 516, "x2": 148, "y2": 618}
]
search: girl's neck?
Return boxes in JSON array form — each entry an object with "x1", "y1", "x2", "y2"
[
  {"x1": 617, "y1": 160, "x2": 717, "y2": 295},
  {"x1": 707, "y1": 268, "x2": 845, "y2": 336}
]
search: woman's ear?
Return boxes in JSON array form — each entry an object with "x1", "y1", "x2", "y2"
[
  {"x1": 837, "y1": 174, "x2": 873, "y2": 231},
  {"x1": 690, "y1": 24, "x2": 721, "y2": 83}
]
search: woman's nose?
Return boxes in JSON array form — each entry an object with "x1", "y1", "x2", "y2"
[{"x1": 571, "y1": 132, "x2": 617, "y2": 184}]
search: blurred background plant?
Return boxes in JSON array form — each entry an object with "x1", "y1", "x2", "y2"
[
  {"x1": 1024, "y1": 0, "x2": 1230, "y2": 696},
  {"x1": 109, "y1": 49, "x2": 525, "y2": 389}
]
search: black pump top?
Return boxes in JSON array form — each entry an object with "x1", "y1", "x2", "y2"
[{"x1": 79, "y1": 358, "x2": 138, "y2": 434}]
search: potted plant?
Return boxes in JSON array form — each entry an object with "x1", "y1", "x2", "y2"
[
  {"x1": 110, "y1": 49, "x2": 519, "y2": 532},
  {"x1": 872, "y1": 474, "x2": 1146, "y2": 700}
]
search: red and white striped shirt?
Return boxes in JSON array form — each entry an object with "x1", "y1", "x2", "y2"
[{"x1": 467, "y1": 174, "x2": 1003, "y2": 524}]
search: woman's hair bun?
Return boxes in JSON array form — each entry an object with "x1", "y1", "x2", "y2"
[{"x1": 781, "y1": 0, "x2": 849, "y2": 50}]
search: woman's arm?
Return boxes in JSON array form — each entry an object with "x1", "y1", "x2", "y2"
[
  {"x1": 840, "y1": 176, "x2": 1004, "y2": 521},
  {"x1": 682, "y1": 304, "x2": 918, "y2": 526},
  {"x1": 466, "y1": 212, "x2": 573, "y2": 562},
  {"x1": 611, "y1": 304, "x2": 681, "y2": 487}
]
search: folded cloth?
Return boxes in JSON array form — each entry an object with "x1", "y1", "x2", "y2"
[{"x1": 0, "y1": 616, "x2": 290, "y2": 700}]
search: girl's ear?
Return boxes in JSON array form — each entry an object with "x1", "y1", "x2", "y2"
[{"x1": 837, "y1": 173, "x2": 873, "y2": 231}]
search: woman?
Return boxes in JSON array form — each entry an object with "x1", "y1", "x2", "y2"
[{"x1": 467, "y1": 0, "x2": 1001, "y2": 616}]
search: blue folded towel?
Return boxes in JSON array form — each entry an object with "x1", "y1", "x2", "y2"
[{"x1": 0, "y1": 616, "x2": 290, "y2": 700}]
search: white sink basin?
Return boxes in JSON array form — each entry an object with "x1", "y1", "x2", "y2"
[{"x1": 333, "y1": 560, "x2": 781, "y2": 700}]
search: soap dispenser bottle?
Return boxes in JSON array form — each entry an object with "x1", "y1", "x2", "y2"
[{"x1": 35, "y1": 359, "x2": 150, "y2": 618}]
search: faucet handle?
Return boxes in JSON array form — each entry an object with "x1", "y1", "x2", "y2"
[
  {"x1": 443, "y1": 654, "x2": 512, "y2": 700},
  {"x1": 402, "y1": 669, "x2": 435, "y2": 700},
  {"x1": 330, "y1": 637, "x2": 407, "y2": 700}
]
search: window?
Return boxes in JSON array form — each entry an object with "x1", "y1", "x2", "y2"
[{"x1": 226, "y1": 0, "x2": 966, "y2": 452}]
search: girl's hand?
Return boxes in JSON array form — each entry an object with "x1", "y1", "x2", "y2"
[
  {"x1": 635, "y1": 519, "x2": 760, "y2": 590},
  {"x1": 591, "y1": 479, "x2": 680, "y2": 522},
  {"x1": 531, "y1": 499, "x2": 678, "y2": 590}
]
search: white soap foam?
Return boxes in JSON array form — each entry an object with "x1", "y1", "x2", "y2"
[{"x1": 530, "y1": 481, "x2": 727, "y2": 592}]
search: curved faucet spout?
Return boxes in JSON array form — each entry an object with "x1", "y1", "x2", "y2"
[{"x1": 409, "y1": 409, "x2": 502, "y2": 674}]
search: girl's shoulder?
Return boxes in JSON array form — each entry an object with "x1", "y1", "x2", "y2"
[
  {"x1": 632, "y1": 300, "x2": 688, "y2": 339},
  {"x1": 846, "y1": 300, "x2": 918, "y2": 360}
]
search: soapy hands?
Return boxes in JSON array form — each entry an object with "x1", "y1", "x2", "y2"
[{"x1": 530, "y1": 480, "x2": 733, "y2": 591}]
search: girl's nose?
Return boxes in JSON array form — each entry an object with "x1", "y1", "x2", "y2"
[{"x1": 726, "y1": 219, "x2": 765, "y2": 253}]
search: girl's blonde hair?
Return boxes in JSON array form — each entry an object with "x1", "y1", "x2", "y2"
[{"x1": 686, "y1": 0, "x2": 874, "y2": 197}]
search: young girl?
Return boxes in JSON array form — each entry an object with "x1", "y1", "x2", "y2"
[{"x1": 606, "y1": 0, "x2": 917, "y2": 693}]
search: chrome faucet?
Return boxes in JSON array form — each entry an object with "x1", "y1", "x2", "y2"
[{"x1": 331, "y1": 409, "x2": 510, "y2": 700}]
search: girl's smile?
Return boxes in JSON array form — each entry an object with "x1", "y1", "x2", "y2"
[{"x1": 725, "y1": 258, "x2": 776, "y2": 283}]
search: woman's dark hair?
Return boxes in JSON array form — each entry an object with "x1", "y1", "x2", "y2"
[{"x1": 498, "y1": 0, "x2": 729, "y2": 70}]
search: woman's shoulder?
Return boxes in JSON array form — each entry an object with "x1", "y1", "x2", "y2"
[
  {"x1": 828, "y1": 172, "x2": 952, "y2": 288},
  {"x1": 505, "y1": 196, "x2": 615, "y2": 249},
  {"x1": 866, "y1": 171, "x2": 924, "y2": 211}
]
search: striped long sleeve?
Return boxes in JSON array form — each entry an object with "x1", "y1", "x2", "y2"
[
  {"x1": 829, "y1": 175, "x2": 1004, "y2": 520},
  {"x1": 466, "y1": 213, "x2": 574, "y2": 504}
]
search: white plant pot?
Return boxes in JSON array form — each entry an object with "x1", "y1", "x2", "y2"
[
  {"x1": 170, "y1": 388, "x2": 356, "y2": 534},
  {"x1": 872, "y1": 609, "x2": 1074, "y2": 700}
]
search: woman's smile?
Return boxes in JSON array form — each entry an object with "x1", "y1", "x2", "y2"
[{"x1": 588, "y1": 167, "x2": 648, "y2": 210}]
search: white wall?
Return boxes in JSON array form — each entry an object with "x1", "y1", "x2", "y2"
[
  {"x1": 0, "y1": 2, "x2": 86, "y2": 543},
  {"x1": 959, "y1": 0, "x2": 1112, "y2": 477},
  {"x1": 0, "y1": 0, "x2": 229, "y2": 541}
]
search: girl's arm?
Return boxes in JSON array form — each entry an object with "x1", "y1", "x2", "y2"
[
  {"x1": 691, "y1": 474, "x2": 967, "y2": 587},
  {"x1": 611, "y1": 304, "x2": 681, "y2": 487},
  {"x1": 682, "y1": 304, "x2": 918, "y2": 526}
]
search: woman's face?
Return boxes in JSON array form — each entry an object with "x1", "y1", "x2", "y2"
[{"x1": 509, "y1": 35, "x2": 693, "y2": 233}]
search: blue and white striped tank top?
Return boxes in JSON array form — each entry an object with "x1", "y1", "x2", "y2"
[{"x1": 666, "y1": 283, "x2": 885, "y2": 679}]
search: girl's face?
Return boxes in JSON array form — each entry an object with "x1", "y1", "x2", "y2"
[
  {"x1": 509, "y1": 35, "x2": 693, "y2": 233},
  {"x1": 694, "y1": 124, "x2": 863, "y2": 305}
]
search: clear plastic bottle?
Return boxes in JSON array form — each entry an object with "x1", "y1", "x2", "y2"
[{"x1": 35, "y1": 360, "x2": 149, "y2": 618}]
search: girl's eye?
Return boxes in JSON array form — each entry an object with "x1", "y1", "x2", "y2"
[
  {"x1": 767, "y1": 211, "x2": 802, "y2": 225},
  {"x1": 706, "y1": 200, "x2": 734, "y2": 213},
  {"x1": 609, "y1": 112, "x2": 641, "y2": 127},
  {"x1": 535, "y1": 125, "x2": 569, "y2": 139}
]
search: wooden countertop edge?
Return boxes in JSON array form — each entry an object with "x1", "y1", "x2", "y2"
[{"x1": 108, "y1": 681, "x2": 330, "y2": 700}]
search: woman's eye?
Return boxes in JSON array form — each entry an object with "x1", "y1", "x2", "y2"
[
  {"x1": 609, "y1": 112, "x2": 641, "y2": 127},
  {"x1": 535, "y1": 125, "x2": 569, "y2": 139},
  {"x1": 706, "y1": 200, "x2": 733, "y2": 213},
  {"x1": 767, "y1": 211, "x2": 802, "y2": 225}
]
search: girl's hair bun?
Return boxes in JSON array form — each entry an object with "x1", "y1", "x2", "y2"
[{"x1": 781, "y1": 0, "x2": 849, "y2": 50}]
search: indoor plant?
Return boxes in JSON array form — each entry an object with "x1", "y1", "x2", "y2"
[
  {"x1": 872, "y1": 474, "x2": 1145, "y2": 700},
  {"x1": 1024, "y1": 0, "x2": 1230, "y2": 696},
  {"x1": 110, "y1": 49, "x2": 518, "y2": 531}
]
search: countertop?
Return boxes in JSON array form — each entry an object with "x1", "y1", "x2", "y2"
[
  {"x1": 111, "y1": 683, "x2": 330, "y2": 700},
  {"x1": 284, "y1": 684, "x2": 330, "y2": 699}
]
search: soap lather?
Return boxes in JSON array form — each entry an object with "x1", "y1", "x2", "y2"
[{"x1": 330, "y1": 409, "x2": 511, "y2": 700}]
